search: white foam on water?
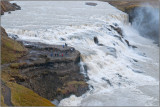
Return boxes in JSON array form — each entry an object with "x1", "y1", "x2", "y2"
[{"x1": 2, "y1": 1, "x2": 159, "y2": 106}]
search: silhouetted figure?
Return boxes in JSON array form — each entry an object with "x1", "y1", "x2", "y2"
[
  {"x1": 58, "y1": 51, "x2": 60, "y2": 57},
  {"x1": 50, "y1": 51, "x2": 53, "y2": 57},
  {"x1": 65, "y1": 51, "x2": 68, "y2": 55},
  {"x1": 57, "y1": 52, "x2": 59, "y2": 57},
  {"x1": 54, "y1": 51, "x2": 57, "y2": 57},
  {"x1": 65, "y1": 43, "x2": 68, "y2": 47}
]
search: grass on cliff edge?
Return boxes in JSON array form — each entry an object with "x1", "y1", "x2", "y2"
[
  {"x1": 1, "y1": 27, "x2": 55, "y2": 106},
  {"x1": 105, "y1": 0, "x2": 159, "y2": 12},
  {"x1": 1, "y1": 32, "x2": 27, "y2": 64},
  {"x1": 1, "y1": 69, "x2": 55, "y2": 106},
  {"x1": 8, "y1": 82, "x2": 54, "y2": 106},
  {"x1": 1, "y1": 95, "x2": 7, "y2": 106}
]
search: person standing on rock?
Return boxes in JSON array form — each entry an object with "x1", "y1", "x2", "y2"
[
  {"x1": 50, "y1": 50, "x2": 53, "y2": 57},
  {"x1": 65, "y1": 51, "x2": 68, "y2": 55},
  {"x1": 62, "y1": 53, "x2": 63, "y2": 57},
  {"x1": 65, "y1": 43, "x2": 67, "y2": 47},
  {"x1": 54, "y1": 51, "x2": 57, "y2": 57},
  {"x1": 57, "y1": 51, "x2": 60, "y2": 57}
]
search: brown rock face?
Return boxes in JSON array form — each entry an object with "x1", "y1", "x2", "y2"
[
  {"x1": 1, "y1": 1, "x2": 21, "y2": 15},
  {"x1": 11, "y1": 41, "x2": 89, "y2": 101},
  {"x1": 1, "y1": 26, "x2": 8, "y2": 37}
]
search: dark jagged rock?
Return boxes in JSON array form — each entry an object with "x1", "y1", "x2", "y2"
[
  {"x1": 94, "y1": 36, "x2": 99, "y2": 44},
  {"x1": 125, "y1": 39, "x2": 130, "y2": 46},
  {"x1": 124, "y1": 39, "x2": 137, "y2": 48},
  {"x1": 107, "y1": 28, "x2": 111, "y2": 31},
  {"x1": 102, "y1": 77, "x2": 112, "y2": 86},
  {"x1": 133, "y1": 59, "x2": 138, "y2": 62},
  {"x1": 116, "y1": 73, "x2": 122, "y2": 78},
  {"x1": 93, "y1": 37, "x2": 104, "y2": 46},
  {"x1": 110, "y1": 25, "x2": 123, "y2": 37},
  {"x1": 132, "y1": 70, "x2": 144, "y2": 73},
  {"x1": 113, "y1": 35, "x2": 123, "y2": 42},
  {"x1": 12, "y1": 3, "x2": 21, "y2": 10},
  {"x1": 85, "y1": 2, "x2": 97, "y2": 6},
  {"x1": 10, "y1": 41, "x2": 89, "y2": 101},
  {"x1": 1, "y1": 1, "x2": 21, "y2": 15},
  {"x1": 98, "y1": 43, "x2": 104, "y2": 46},
  {"x1": 60, "y1": 38, "x2": 66, "y2": 41},
  {"x1": 131, "y1": 45, "x2": 137, "y2": 48},
  {"x1": 8, "y1": 33, "x2": 19, "y2": 40}
]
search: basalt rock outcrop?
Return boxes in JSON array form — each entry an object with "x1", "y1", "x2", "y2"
[
  {"x1": 1, "y1": 1, "x2": 21, "y2": 15},
  {"x1": 10, "y1": 41, "x2": 89, "y2": 101}
]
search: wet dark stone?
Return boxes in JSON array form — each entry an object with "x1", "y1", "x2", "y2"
[
  {"x1": 132, "y1": 70, "x2": 143, "y2": 73},
  {"x1": 8, "y1": 33, "x2": 19, "y2": 40},
  {"x1": 102, "y1": 77, "x2": 112, "y2": 86},
  {"x1": 94, "y1": 36, "x2": 99, "y2": 44},
  {"x1": 110, "y1": 25, "x2": 123, "y2": 37},
  {"x1": 98, "y1": 44, "x2": 104, "y2": 46},
  {"x1": 116, "y1": 73, "x2": 122, "y2": 78},
  {"x1": 133, "y1": 59, "x2": 138, "y2": 62},
  {"x1": 85, "y1": 2, "x2": 97, "y2": 6},
  {"x1": 60, "y1": 38, "x2": 66, "y2": 41}
]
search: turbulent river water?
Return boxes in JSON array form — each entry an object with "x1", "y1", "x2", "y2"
[{"x1": 1, "y1": 1, "x2": 159, "y2": 106}]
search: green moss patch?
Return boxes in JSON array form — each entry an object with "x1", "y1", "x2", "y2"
[{"x1": 1, "y1": 35, "x2": 27, "y2": 64}]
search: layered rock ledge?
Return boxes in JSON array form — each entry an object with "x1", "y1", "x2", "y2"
[{"x1": 9, "y1": 41, "x2": 89, "y2": 101}]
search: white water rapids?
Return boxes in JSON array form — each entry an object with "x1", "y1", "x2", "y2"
[{"x1": 1, "y1": 1, "x2": 159, "y2": 106}]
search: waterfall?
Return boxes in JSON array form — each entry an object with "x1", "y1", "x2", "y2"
[
  {"x1": 2, "y1": 1, "x2": 159, "y2": 106},
  {"x1": 131, "y1": 3, "x2": 159, "y2": 44}
]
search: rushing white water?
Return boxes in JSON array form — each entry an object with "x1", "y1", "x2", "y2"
[{"x1": 1, "y1": 1, "x2": 159, "y2": 106}]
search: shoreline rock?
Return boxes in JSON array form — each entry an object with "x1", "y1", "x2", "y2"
[{"x1": 1, "y1": 1, "x2": 21, "y2": 15}]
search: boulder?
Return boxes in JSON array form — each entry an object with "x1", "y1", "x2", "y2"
[{"x1": 94, "y1": 36, "x2": 99, "y2": 44}]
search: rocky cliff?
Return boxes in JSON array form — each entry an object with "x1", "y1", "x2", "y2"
[
  {"x1": 1, "y1": 1, "x2": 21, "y2": 15},
  {"x1": 1, "y1": 2, "x2": 55, "y2": 106},
  {"x1": 1, "y1": 1, "x2": 88, "y2": 106},
  {"x1": 10, "y1": 41, "x2": 89, "y2": 101}
]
